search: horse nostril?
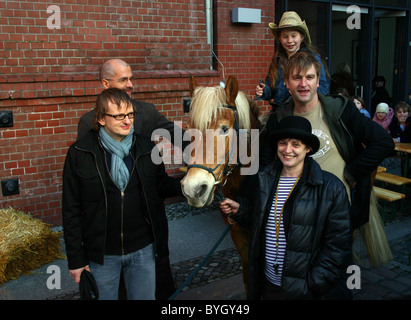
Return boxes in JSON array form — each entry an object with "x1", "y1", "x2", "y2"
[{"x1": 197, "y1": 184, "x2": 208, "y2": 198}]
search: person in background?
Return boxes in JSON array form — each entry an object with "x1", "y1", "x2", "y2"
[
  {"x1": 220, "y1": 116, "x2": 352, "y2": 300},
  {"x1": 63, "y1": 88, "x2": 183, "y2": 300},
  {"x1": 352, "y1": 95, "x2": 370, "y2": 118},
  {"x1": 255, "y1": 11, "x2": 329, "y2": 112},
  {"x1": 389, "y1": 101, "x2": 411, "y2": 143},
  {"x1": 372, "y1": 102, "x2": 393, "y2": 132},
  {"x1": 335, "y1": 87, "x2": 350, "y2": 98},
  {"x1": 389, "y1": 101, "x2": 411, "y2": 177},
  {"x1": 371, "y1": 75, "x2": 391, "y2": 117},
  {"x1": 77, "y1": 59, "x2": 185, "y2": 148},
  {"x1": 330, "y1": 62, "x2": 355, "y2": 96}
]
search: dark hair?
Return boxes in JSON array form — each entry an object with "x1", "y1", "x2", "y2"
[
  {"x1": 394, "y1": 101, "x2": 411, "y2": 114},
  {"x1": 283, "y1": 51, "x2": 321, "y2": 81},
  {"x1": 353, "y1": 95, "x2": 365, "y2": 108},
  {"x1": 92, "y1": 88, "x2": 133, "y2": 131},
  {"x1": 335, "y1": 87, "x2": 350, "y2": 98},
  {"x1": 373, "y1": 75, "x2": 386, "y2": 83}
]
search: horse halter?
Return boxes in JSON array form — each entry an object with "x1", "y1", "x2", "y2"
[{"x1": 186, "y1": 104, "x2": 241, "y2": 201}]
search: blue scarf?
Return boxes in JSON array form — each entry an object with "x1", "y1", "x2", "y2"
[{"x1": 99, "y1": 126, "x2": 134, "y2": 191}]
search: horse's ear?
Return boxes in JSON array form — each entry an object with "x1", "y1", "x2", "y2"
[
  {"x1": 189, "y1": 76, "x2": 198, "y2": 96},
  {"x1": 225, "y1": 75, "x2": 238, "y2": 106}
]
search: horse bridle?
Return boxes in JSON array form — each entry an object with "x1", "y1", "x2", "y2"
[{"x1": 186, "y1": 104, "x2": 241, "y2": 201}]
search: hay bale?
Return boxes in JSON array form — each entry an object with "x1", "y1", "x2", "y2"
[{"x1": 0, "y1": 208, "x2": 65, "y2": 284}]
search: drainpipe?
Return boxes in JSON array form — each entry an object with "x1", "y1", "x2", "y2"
[{"x1": 205, "y1": 0, "x2": 213, "y2": 69}]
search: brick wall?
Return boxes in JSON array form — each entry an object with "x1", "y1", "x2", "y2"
[{"x1": 0, "y1": 0, "x2": 275, "y2": 225}]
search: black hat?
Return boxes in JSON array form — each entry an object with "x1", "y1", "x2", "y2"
[
  {"x1": 79, "y1": 269, "x2": 99, "y2": 300},
  {"x1": 270, "y1": 116, "x2": 319, "y2": 155}
]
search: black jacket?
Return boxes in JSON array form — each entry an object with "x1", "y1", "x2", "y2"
[
  {"x1": 62, "y1": 130, "x2": 182, "y2": 296},
  {"x1": 235, "y1": 158, "x2": 352, "y2": 299},
  {"x1": 260, "y1": 94, "x2": 395, "y2": 228}
]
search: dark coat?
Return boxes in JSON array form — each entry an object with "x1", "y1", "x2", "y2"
[
  {"x1": 62, "y1": 130, "x2": 182, "y2": 298},
  {"x1": 234, "y1": 158, "x2": 352, "y2": 299},
  {"x1": 260, "y1": 94, "x2": 395, "y2": 229}
]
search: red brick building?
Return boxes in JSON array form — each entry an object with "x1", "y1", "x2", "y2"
[{"x1": 0, "y1": 0, "x2": 274, "y2": 225}]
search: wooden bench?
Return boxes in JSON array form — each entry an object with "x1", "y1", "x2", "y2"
[
  {"x1": 373, "y1": 186, "x2": 406, "y2": 224},
  {"x1": 377, "y1": 166, "x2": 386, "y2": 173},
  {"x1": 373, "y1": 186, "x2": 406, "y2": 202},
  {"x1": 375, "y1": 172, "x2": 411, "y2": 186}
]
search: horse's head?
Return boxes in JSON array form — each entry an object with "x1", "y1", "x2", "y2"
[{"x1": 181, "y1": 75, "x2": 252, "y2": 207}]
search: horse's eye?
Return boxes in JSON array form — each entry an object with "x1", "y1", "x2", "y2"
[{"x1": 219, "y1": 125, "x2": 230, "y2": 135}]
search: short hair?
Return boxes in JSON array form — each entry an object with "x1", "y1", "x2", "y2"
[
  {"x1": 394, "y1": 101, "x2": 411, "y2": 114},
  {"x1": 373, "y1": 75, "x2": 386, "y2": 83},
  {"x1": 283, "y1": 51, "x2": 321, "y2": 81},
  {"x1": 92, "y1": 88, "x2": 133, "y2": 131}
]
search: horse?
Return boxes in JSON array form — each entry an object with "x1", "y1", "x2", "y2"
[{"x1": 180, "y1": 75, "x2": 264, "y2": 291}]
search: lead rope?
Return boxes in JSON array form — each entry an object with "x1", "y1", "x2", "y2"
[{"x1": 168, "y1": 221, "x2": 232, "y2": 300}]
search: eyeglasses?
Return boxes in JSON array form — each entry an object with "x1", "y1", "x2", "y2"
[
  {"x1": 105, "y1": 77, "x2": 135, "y2": 84},
  {"x1": 104, "y1": 112, "x2": 135, "y2": 121}
]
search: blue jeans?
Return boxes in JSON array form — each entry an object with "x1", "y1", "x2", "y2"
[{"x1": 89, "y1": 243, "x2": 156, "y2": 300}]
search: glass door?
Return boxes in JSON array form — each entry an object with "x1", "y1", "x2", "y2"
[
  {"x1": 330, "y1": 5, "x2": 372, "y2": 102},
  {"x1": 373, "y1": 9, "x2": 408, "y2": 113}
]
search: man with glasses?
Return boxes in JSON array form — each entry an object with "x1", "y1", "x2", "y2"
[
  {"x1": 76, "y1": 59, "x2": 185, "y2": 299},
  {"x1": 63, "y1": 88, "x2": 183, "y2": 299}
]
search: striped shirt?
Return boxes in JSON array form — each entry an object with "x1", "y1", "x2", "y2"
[{"x1": 265, "y1": 176, "x2": 298, "y2": 286}]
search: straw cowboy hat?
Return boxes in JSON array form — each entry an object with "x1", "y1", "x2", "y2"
[{"x1": 269, "y1": 11, "x2": 311, "y2": 44}]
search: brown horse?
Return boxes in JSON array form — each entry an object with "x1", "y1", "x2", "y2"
[{"x1": 180, "y1": 75, "x2": 263, "y2": 291}]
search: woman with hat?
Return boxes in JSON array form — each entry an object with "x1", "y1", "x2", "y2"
[
  {"x1": 255, "y1": 11, "x2": 329, "y2": 111},
  {"x1": 219, "y1": 116, "x2": 352, "y2": 300}
]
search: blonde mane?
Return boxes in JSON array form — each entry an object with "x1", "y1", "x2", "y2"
[{"x1": 189, "y1": 85, "x2": 251, "y2": 133}]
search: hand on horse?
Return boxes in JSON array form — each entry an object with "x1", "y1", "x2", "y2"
[{"x1": 219, "y1": 198, "x2": 239, "y2": 224}]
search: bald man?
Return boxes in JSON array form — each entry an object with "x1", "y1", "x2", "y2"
[{"x1": 77, "y1": 59, "x2": 184, "y2": 148}]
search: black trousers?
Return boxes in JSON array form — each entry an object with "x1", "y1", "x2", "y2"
[{"x1": 263, "y1": 278, "x2": 281, "y2": 300}]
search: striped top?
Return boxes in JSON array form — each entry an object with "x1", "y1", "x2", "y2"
[{"x1": 265, "y1": 176, "x2": 298, "y2": 286}]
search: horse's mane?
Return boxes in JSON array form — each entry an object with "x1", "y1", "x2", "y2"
[{"x1": 189, "y1": 85, "x2": 252, "y2": 133}]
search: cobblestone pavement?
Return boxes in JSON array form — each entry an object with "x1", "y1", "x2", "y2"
[
  {"x1": 171, "y1": 247, "x2": 242, "y2": 292},
  {"x1": 353, "y1": 235, "x2": 411, "y2": 300}
]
